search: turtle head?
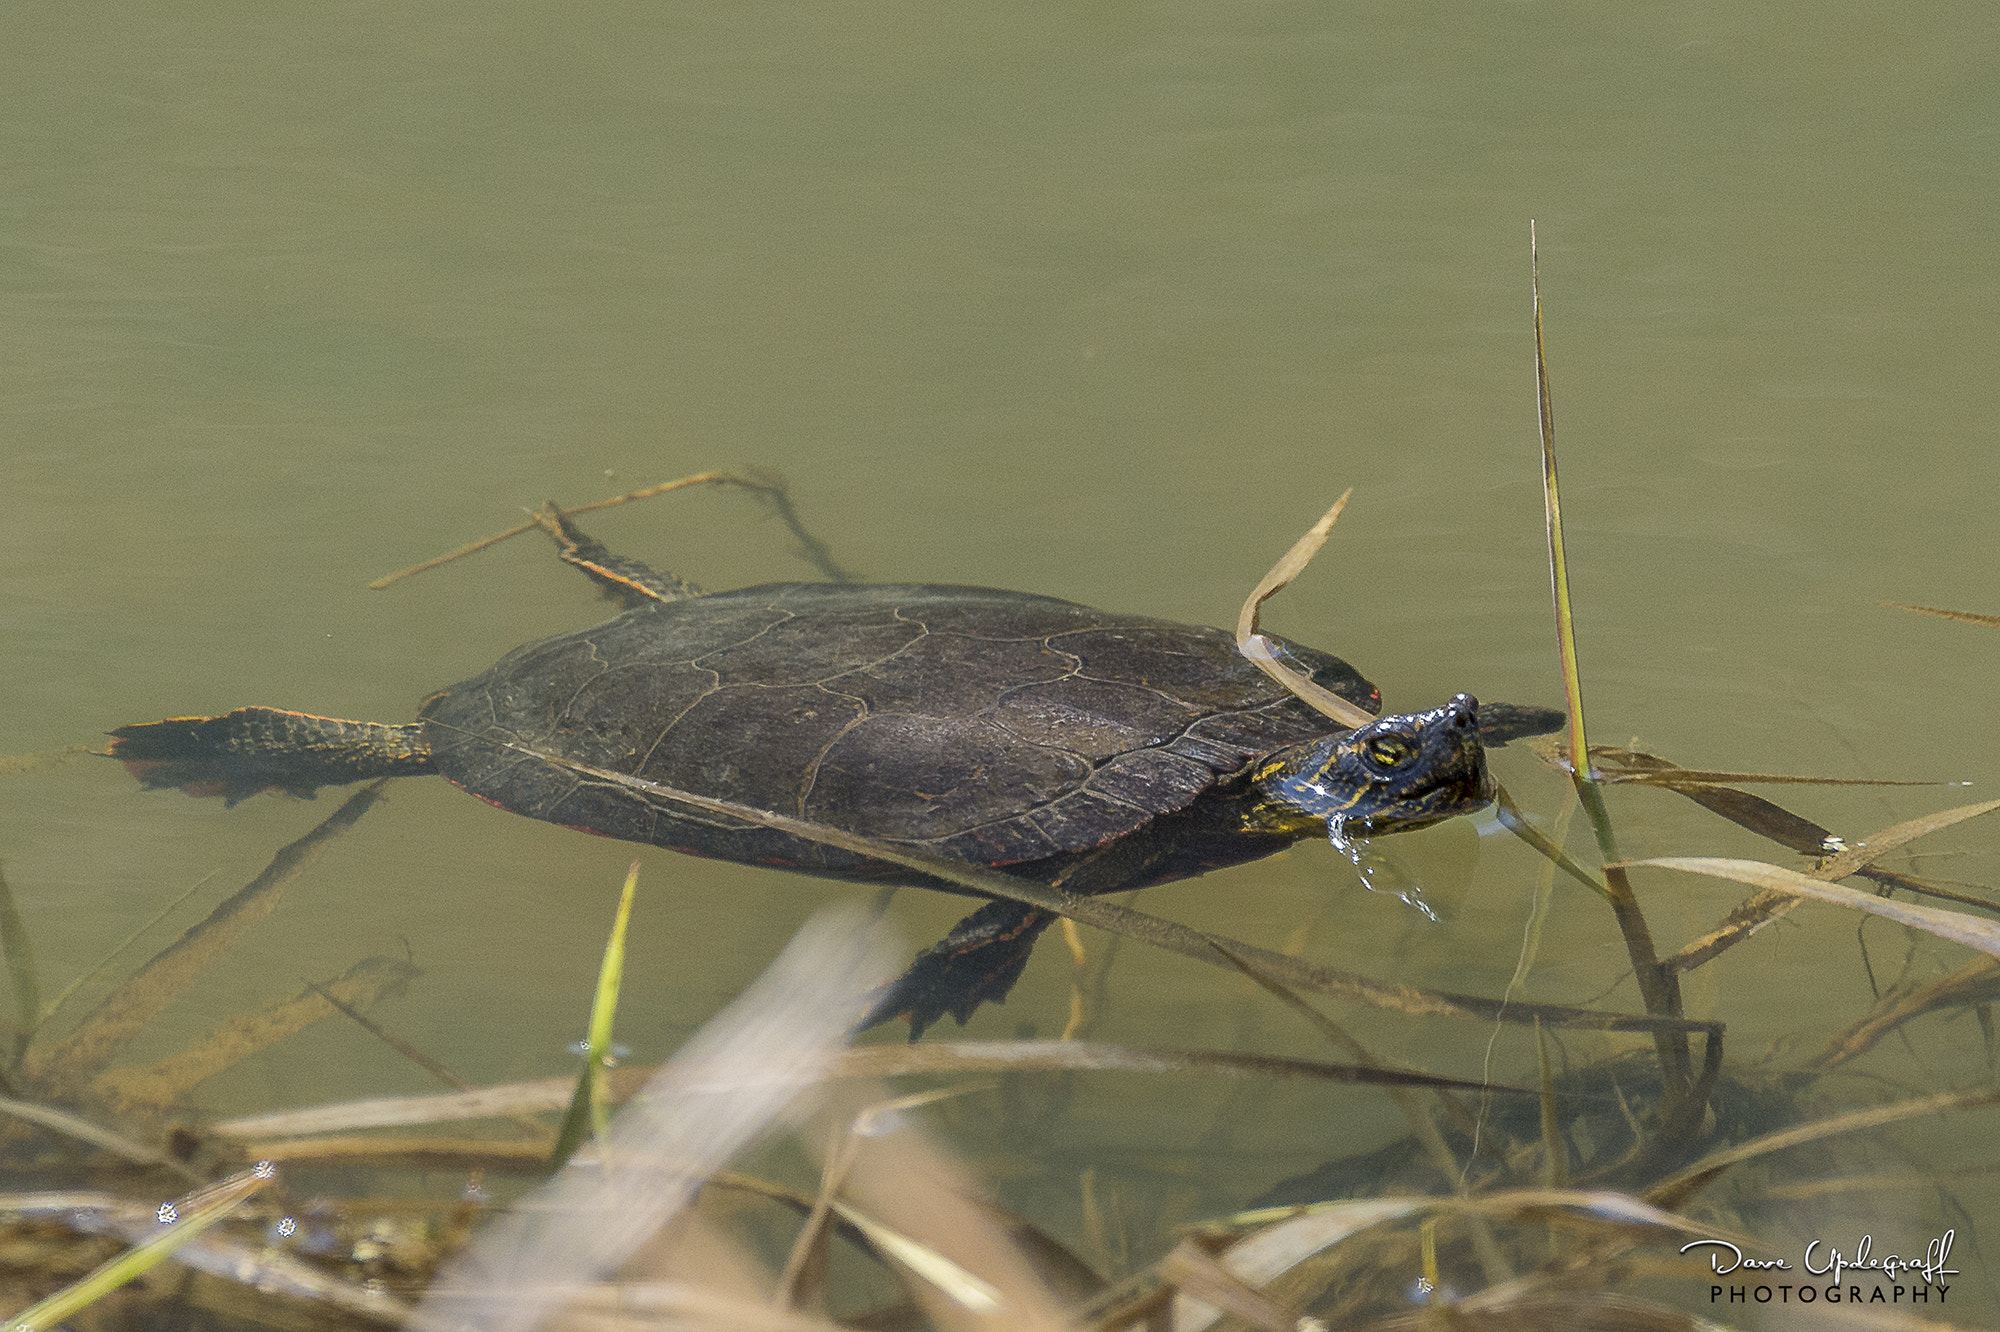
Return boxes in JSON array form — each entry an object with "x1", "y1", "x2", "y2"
[{"x1": 1255, "y1": 693, "x2": 1494, "y2": 837}]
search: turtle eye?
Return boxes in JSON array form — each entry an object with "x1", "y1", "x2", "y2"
[{"x1": 1364, "y1": 734, "x2": 1416, "y2": 769}]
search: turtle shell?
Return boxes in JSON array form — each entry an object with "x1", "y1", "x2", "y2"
[{"x1": 418, "y1": 583, "x2": 1379, "y2": 876}]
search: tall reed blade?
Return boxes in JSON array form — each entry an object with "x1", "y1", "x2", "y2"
[{"x1": 1532, "y1": 222, "x2": 1591, "y2": 778}]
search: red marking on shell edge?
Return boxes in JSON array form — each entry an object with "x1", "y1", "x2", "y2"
[{"x1": 180, "y1": 780, "x2": 229, "y2": 799}]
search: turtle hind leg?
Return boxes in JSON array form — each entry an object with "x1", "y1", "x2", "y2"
[
  {"x1": 860, "y1": 900, "x2": 1055, "y2": 1041},
  {"x1": 110, "y1": 708, "x2": 432, "y2": 805},
  {"x1": 533, "y1": 503, "x2": 703, "y2": 608}
]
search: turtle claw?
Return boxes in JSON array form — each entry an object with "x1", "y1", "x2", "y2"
[{"x1": 860, "y1": 900, "x2": 1055, "y2": 1041}]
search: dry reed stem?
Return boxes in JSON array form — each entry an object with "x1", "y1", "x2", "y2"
[
  {"x1": 1232, "y1": 491, "x2": 1375, "y2": 730},
  {"x1": 1638, "y1": 856, "x2": 2000, "y2": 960},
  {"x1": 419, "y1": 908, "x2": 896, "y2": 1332},
  {"x1": 1662, "y1": 796, "x2": 2000, "y2": 974},
  {"x1": 1644, "y1": 1086, "x2": 2000, "y2": 1212},
  {"x1": 1807, "y1": 954, "x2": 2000, "y2": 1070},
  {"x1": 209, "y1": 1040, "x2": 1530, "y2": 1142},
  {"x1": 495, "y1": 745, "x2": 1714, "y2": 1039}
]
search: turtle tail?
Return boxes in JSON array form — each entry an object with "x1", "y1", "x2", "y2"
[{"x1": 109, "y1": 707, "x2": 433, "y2": 805}]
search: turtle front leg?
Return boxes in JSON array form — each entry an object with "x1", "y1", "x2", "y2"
[
  {"x1": 532, "y1": 503, "x2": 704, "y2": 607},
  {"x1": 860, "y1": 899, "x2": 1055, "y2": 1040}
]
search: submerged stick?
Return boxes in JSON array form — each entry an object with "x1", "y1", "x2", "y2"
[
  {"x1": 1645, "y1": 1086, "x2": 2000, "y2": 1212},
  {"x1": 0, "y1": 745, "x2": 92, "y2": 777},
  {"x1": 1807, "y1": 955, "x2": 2000, "y2": 1071},
  {"x1": 1884, "y1": 601, "x2": 2000, "y2": 628},
  {"x1": 0, "y1": 1094, "x2": 195, "y2": 1179},
  {"x1": 92, "y1": 956, "x2": 420, "y2": 1114},
  {"x1": 370, "y1": 469, "x2": 854, "y2": 589},
  {"x1": 22, "y1": 781, "x2": 387, "y2": 1093}
]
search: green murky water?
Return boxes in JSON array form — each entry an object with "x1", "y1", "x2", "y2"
[{"x1": 6, "y1": 0, "x2": 2000, "y2": 1318}]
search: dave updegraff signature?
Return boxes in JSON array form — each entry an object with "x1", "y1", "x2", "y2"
[{"x1": 1683, "y1": 1231, "x2": 1957, "y2": 1288}]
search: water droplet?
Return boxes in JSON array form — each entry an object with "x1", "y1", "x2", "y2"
[
  {"x1": 1327, "y1": 818, "x2": 1439, "y2": 922},
  {"x1": 567, "y1": 1038, "x2": 591, "y2": 1057},
  {"x1": 158, "y1": 1202, "x2": 179, "y2": 1224}
]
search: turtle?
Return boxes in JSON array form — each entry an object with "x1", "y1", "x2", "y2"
[{"x1": 110, "y1": 508, "x2": 1561, "y2": 1036}]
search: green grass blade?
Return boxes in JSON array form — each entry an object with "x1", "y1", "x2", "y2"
[
  {"x1": 548, "y1": 1068, "x2": 595, "y2": 1171},
  {"x1": 1532, "y1": 222, "x2": 1591, "y2": 778},
  {"x1": 0, "y1": 863, "x2": 43, "y2": 1064},
  {"x1": 5, "y1": 1162, "x2": 274, "y2": 1330},
  {"x1": 549, "y1": 862, "x2": 641, "y2": 1169}
]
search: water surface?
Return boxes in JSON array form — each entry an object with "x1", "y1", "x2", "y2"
[{"x1": 5, "y1": 0, "x2": 1999, "y2": 1317}]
